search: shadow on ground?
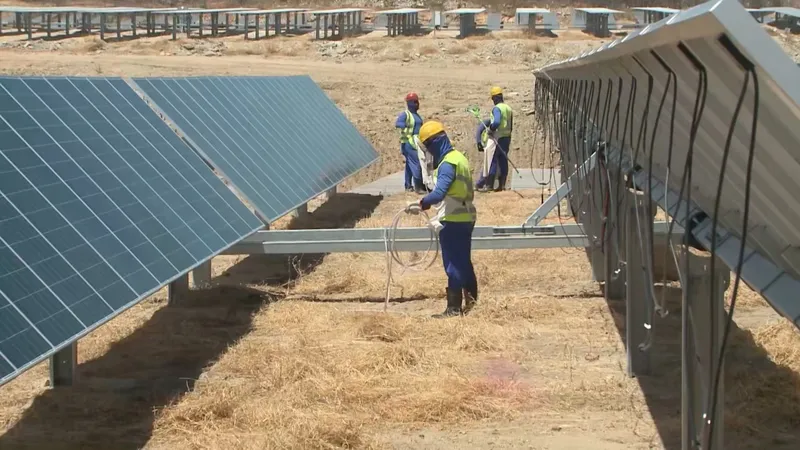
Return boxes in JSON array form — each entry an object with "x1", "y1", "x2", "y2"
[
  {"x1": 220, "y1": 192, "x2": 383, "y2": 287},
  {"x1": 0, "y1": 193, "x2": 382, "y2": 450},
  {"x1": 604, "y1": 285, "x2": 800, "y2": 450},
  {"x1": 0, "y1": 284, "x2": 268, "y2": 450}
]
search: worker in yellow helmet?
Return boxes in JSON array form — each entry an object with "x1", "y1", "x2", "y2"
[
  {"x1": 410, "y1": 120, "x2": 478, "y2": 318},
  {"x1": 475, "y1": 86, "x2": 514, "y2": 192}
]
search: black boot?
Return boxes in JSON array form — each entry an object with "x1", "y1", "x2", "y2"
[
  {"x1": 494, "y1": 178, "x2": 506, "y2": 192},
  {"x1": 432, "y1": 288, "x2": 462, "y2": 318},
  {"x1": 462, "y1": 283, "x2": 478, "y2": 315}
]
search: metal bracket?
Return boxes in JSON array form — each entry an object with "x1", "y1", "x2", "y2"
[{"x1": 524, "y1": 151, "x2": 598, "y2": 226}]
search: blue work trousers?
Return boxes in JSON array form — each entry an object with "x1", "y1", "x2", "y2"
[
  {"x1": 476, "y1": 136, "x2": 511, "y2": 188},
  {"x1": 401, "y1": 143, "x2": 423, "y2": 190},
  {"x1": 439, "y1": 221, "x2": 477, "y2": 291}
]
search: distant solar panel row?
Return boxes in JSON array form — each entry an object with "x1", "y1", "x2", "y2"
[
  {"x1": 133, "y1": 76, "x2": 378, "y2": 222},
  {"x1": 0, "y1": 77, "x2": 264, "y2": 385}
]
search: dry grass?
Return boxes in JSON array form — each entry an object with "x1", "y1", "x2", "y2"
[{"x1": 0, "y1": 190, "x2": 797, "y2": 449}]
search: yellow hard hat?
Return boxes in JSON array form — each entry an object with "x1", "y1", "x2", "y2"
[
  {"x1": 490, "y1": 86, "x2": 503, "y2": 96},
  {"x1": 419, "y1": 120, "x2": 445, "y2": 143}
]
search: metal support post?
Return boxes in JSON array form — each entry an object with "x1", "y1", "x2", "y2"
[
  {"x1": 46, "y1": 13, "x2": 51, "y2": 38},
  {"x1": 49, "y1": 341, "x2": 77, "y2": 387},
  {"x1": 168, "y1": 274, "x2": 190, "y2": 306},
  {"x1": 243, "y1": 14, "x2": 249, "y2": 39},
  {"x1": 681, "y1": 250, "x2": 728, "y2": 450},
  {"x1": 198, "y1": 13, "x2": 203, "y2": 37},
  {"x1": 325, "y1": 185, "x2": 337, "y2": 200},
  {"x1": 192, "y1": 260, "x2": 212, "y2": 288},
  {"x1": 171, "y1": 15, "x2": 177, "y2": 40},
  {"x1": 293, "y1": 203, "x2": 309, "y2": 219},
  {"x1": 100, "y1": 13, "x2": 105, "y2": 40},
  {"x1": 323, "y1": 14, "x2": 328, "y2": 39},
  {"x1": 625, "y1": 190, "x2": 655, "y2": 376},
  {"x1": 255, "y1": 15, "x2": 260, "y2": 40},
  {"x1": 604, "y1": 182, "x2": 627, "y2": 300},
  {"x1": 275, "y1": 13, "x2": 281, "y2": 36},
  {"x1": 285, "y1": 12, "x2": 290, "y2": 34},
  {"x1": 116, "y1": 13, "x2": 121, "y2": 40},
  {"x1": 131, "y1": 13, "x2": 136, "y2": 37}
]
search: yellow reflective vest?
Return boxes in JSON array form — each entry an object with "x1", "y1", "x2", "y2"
[
  {"x1": 432, "y1": 150, "x2": 477, "y2": 223},
  {"x1": 399, "y1": 110, "x2": 418, "y2": 147},
  {"x1": 493, "y1": 103, "x2": 513, "y2": 138}
]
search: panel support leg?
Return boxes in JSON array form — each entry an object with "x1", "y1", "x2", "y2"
[
  {"x1": 625, "y1": 189, "x2": 655, "y2": 377},
  {"x1": 168, "y1": 274, "x2": 190, "y2": 306},
  {"x1": 325, "y1": 186, "x2": 337, "y2": 200},
  {"x1": 192, "y1": 260, "x2": 212, "y2": 289},
  {"x1": 49, "y1": 341, "x2": 77, "y2": 387},
  {"x1": 604, "y1": 184, "x2": 627, "y2": 300},
  {"x1": 293, "y1": 203, "x2": 309, "y2": 219},
  {"x1": 682, "y1": 250, "x2": 728, "y2": 450}
]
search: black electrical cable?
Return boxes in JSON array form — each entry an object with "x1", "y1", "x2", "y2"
[{"x1": 705, "y1": 34, "x2": 759, "y2": 450}]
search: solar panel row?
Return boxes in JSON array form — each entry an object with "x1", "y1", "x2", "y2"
[
  {"x1": 0, "y1": 74, "x2": 378, "y2": 386},
  {"x1": 133, "y1": 76, "x2": 378, "y2": 222}
]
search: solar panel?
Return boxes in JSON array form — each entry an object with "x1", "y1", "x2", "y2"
[
  {"x1": 0, "y1": 76, "x2": 263, "y2": 386},
  {"x1": 131, "y1": 76, "x2": 379, "y2": 222}
]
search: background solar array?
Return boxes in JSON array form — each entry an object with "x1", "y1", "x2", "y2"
[
  {"x1": 0, "y1": 76, "x2": 263, "y2": 385},
  {"x1": 132, "y1": 75, "x2": 379, "y2": 222}
]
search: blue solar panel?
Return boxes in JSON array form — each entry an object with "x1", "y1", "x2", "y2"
[
  {"x1": 131, "y1": 75, "x2": 379, "y2": 222},
  {"x1": 0, "y1": 76, "x2": 263, "y2": 386}
]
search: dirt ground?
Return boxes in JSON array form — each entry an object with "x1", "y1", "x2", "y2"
[{"x1": 0, "y1": 19, "x2": 799, "y2": 450}]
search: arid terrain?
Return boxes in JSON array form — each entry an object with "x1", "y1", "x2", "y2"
[{"x1": 0, "y1": 3, "x2": 800, "y2": 450}]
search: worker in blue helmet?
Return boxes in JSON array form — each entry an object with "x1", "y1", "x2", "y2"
[
  {"x1": 476, "y1": 86, "x2": 513, "y2": 191},
  {"x1": 395, "y1": 92, "x2": 426, "y2": 194},
  {"x1": 410, "y1": 120, "x2": 478, "y2": 318}
]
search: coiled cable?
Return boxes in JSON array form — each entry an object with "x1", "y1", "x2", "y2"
[{"x1": 383, "y1": 206, "x2": 439, "y2": 311}]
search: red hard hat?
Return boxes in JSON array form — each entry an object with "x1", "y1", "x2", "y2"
[{"x1": 405, "y1": 92, "x2": 419, "y2": 102}]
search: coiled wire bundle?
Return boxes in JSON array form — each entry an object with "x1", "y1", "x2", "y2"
[{"x1": 383, "y1": 206, "x2": 439, "y2": 311}]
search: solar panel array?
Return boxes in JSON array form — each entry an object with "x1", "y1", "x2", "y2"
[
  {"x1": 132, "y1": 75, "x2": 379, "y2": 222},
  {"x1": 0, "y1": 76, "x2": 269, "y2": 386}
]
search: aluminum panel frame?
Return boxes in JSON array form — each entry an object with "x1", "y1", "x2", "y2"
[{"x1": 535, "y1": 0, "x2": 800, "y2": 283}]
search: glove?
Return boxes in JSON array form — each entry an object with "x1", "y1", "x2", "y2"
[
  {"x1": 405, "y1": 202, "x2": 421, "y2": 215},
  {"x1": 477, "y1": 143, "x2": 484, "y2": 152},
  {"x1": 419, "y1": 200, "x2": 431, "y2": 211}
]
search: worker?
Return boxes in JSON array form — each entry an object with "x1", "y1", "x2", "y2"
[
  {"x1": 476, "y1": 86, "x2": 513, "y2": 191},
  {"x1": 395, "y1": 92, "x2": 426, "y2": 194},
  {"x1": 412, "y1": 120, "x2": 478, "y2": 318},
  {"x1": 473, "y1": 118, "x2": 498, "y2": 191}
]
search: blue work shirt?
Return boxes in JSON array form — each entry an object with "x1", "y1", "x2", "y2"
[{"x1": 420, "y1": 133, "x2": 456, "y2": 208}]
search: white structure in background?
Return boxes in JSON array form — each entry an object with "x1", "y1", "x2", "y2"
[
  {"x1": 631, "y1": 6, "x2": 680, "y2": 27},
  {"x1": 515, "y1": 7, "x2": 559, "y2": 30},
  {"x1": 570, "y1": 7, "x2": 622, "y2": 28},
  {"x1": 570, "y1": 7, "x2": 623, "y2": 31},
  {"x1": 444, "y1": 7, "x2": 485, "y2": 36}
]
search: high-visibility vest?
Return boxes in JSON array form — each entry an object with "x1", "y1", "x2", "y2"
[
  {"x1": 433, "y1": 150, "x2": 477, "y2": 223},
  {"x1": 399, "y1": 110, "x2": 418, "y2": 147},
  {"x1": 494, "y1": 103, "x2": 513, "y2": 138}
]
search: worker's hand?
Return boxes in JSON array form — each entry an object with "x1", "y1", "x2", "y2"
[
  {"x1": 405, "y1": 202, "x2": 421, "y2": 215},
  {"x1": 419, "y1": 200, "x2": 431, "y2": 211}
]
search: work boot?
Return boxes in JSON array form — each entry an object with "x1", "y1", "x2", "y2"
[
  {"x1": 477, "y1": 175, "x2": 495, "y2": 192},
  {"x1": 462, "y1": 283, "x2": 478, "y2": 315},
  {"x1": 494, "y1": 178, "x2": 506, "y2": 192},
  {"x1": 432, "y1": 288, "x2": 462, "y2": 318},
  {"x1": 414, "y1": 186, "x2": 427, "y2": 195}
]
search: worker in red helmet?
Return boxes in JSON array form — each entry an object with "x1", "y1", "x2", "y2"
[{"x1": 395, "y1": 92, "x2": 426, "y2": 194}]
